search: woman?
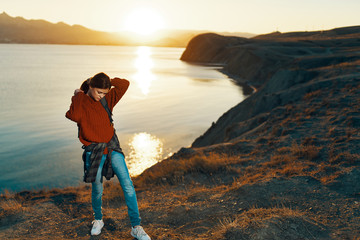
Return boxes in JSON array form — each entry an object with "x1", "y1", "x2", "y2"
[{"x1": 66, "y1": 72, "x2": 150, "y2": 240}]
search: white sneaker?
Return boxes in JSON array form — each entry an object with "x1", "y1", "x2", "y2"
[
  {"x1": 131, "y1": 226, "x2": 151, "y2": 240},
  {"x1": 91, "y1": 219, "x2": 104, "y2": 236}
]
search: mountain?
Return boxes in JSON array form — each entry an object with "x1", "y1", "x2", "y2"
[
  {"x1": 0, "y1": 12, "x2": 255, "y2": 47},
  {"x1": 0, "y1": 12, "x2": 124, "y2": 45}
]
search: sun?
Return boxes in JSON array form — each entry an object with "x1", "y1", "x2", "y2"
[{"x1": 124, "y1": 8, "x2": 165, "y2": 36}]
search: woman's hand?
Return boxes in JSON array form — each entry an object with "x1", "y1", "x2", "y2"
[
  {"x1": 111, "y1": 77, "x2": 129, "y2": 87},
  {"x1": 74, "y1": 89, "x2": 84, "y2": 95},
  {"x1": 111, "y1": 77, "x2": 124, "y2": 82}
]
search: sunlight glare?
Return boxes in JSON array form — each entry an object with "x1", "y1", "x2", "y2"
[
  {"x1": 124, "y1": 8, "x2": 165, "y2": 36},
  {"x1": 133, "y1": 46, "x2": 156, "y2": 96},
  {"x1": 127, "y1": 132, "x2": 163, "y2": 176}
]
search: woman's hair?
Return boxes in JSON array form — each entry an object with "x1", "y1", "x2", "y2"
[{"x1": 80, "y1": 72, "x2": 111, "y2": 94}]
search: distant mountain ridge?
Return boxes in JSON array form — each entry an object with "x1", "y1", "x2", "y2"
[
  {"x1": 0, "y1": 12, "x2": 255, "y2": 47},
  {"x1": 0, "y1": 12, "x2": 122, "y2": 45},
  {"x1": 254, "y1": 25, "x2": 360, "y2": 40}
]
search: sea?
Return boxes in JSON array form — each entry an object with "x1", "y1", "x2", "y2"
[{"x1": 0, "y1": 44, "x2": 248, "y2": 193}]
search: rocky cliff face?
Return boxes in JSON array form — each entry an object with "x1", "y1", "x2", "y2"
[{"x1": 180, "y1": 28, "x2": 360, "y2": 148}]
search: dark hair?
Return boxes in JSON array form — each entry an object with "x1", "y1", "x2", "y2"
[{"x1": 80, "y1": 72, "x2": 111, "y2": 94}]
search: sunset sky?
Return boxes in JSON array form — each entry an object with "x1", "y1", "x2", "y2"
[{"x1": 2, "y1": 0, "x2": 359, "y2": 35}]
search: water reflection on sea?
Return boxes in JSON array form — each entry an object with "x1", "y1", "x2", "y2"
[
  {"x1": 127, "y1": 47, "x2": 162, "y2": 176},
  {"x1": 133, "y1": 46, "x2": 156, "y2": 96},
  {"x1": 127, "y1": 132, "x2": 164, "y2": 176}
]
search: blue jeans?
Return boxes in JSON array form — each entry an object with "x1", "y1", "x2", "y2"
[{"x1": 85, "y1": 151, "x2": 141, "y2": 227}]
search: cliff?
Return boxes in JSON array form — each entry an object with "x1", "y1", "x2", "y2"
[
  {"x1": 181, "y1": 26, "x2": 360, "y2": 88},
  {"x1": 180, "y1": 26, "x2": 360, "y2": 147}
]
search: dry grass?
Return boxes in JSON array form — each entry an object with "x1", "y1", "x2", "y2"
[
  {"x1": 0, "y1": 198, "x2": 26, "y2": 217},
  {"x1": 314, "y1": 59, "x2": 360, "y2": 71},
  {"x1": 214, "y1": 206, "x2": 305, "y2": 239},
  {"x1": 291, "y1": 142, "x2": 322, "y2": 160},
  {"x1": 304, "y1": 90, "x2": 322, "y2": 101},
  {"x1": 135, "y1": 152, "x2": 242, "y2": 186},
  {"x1": 230, "y1": 141, "x2": 323, "y2": 185},
  {"x1": 315, "y1": 151, "x2": 359, "y2": 183},
  {"x1": 0, "y1": 190, "x2": 27, "y2": 217},
  {"x1": 329, "y1": 152, "x2": 359, "y2": 166}
]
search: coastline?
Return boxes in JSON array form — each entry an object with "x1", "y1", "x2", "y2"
[{"x1": 1, "y1": 26, "x2": 360, "y2": 239}]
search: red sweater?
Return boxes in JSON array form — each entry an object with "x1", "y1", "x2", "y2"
[{"x1": 66, "y1": 78, "x2": 129, "y2": 152}]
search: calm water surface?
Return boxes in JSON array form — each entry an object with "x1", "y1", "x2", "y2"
[{"x1": 0, "y1": 44, "x2": 248, "y2": 193}]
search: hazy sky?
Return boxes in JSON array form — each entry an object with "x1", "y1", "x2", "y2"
[{"x1": 1, "y1": 0, "x2": 359, "y2": 34}]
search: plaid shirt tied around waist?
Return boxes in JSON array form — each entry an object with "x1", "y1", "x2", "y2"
[{"x1": 82, "y1": 131, "x2": 124, "y2": 183}]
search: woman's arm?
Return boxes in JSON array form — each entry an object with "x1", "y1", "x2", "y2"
[
  {"x1": 105, "y1": 78, "x2": 130, "y2": 110},
  {"x1": 65, "y1": 91, "x2": 85, "y2": 122}
]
